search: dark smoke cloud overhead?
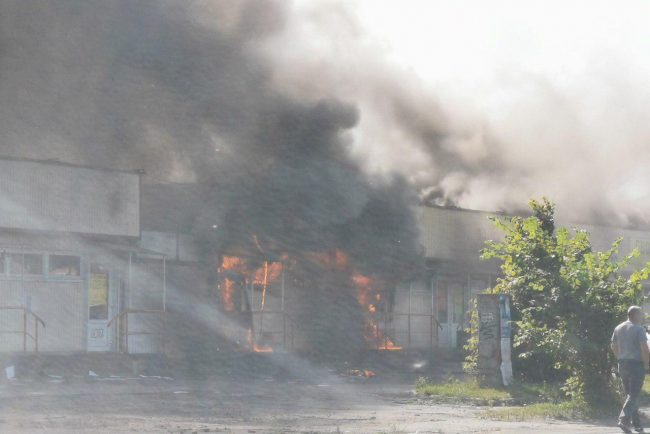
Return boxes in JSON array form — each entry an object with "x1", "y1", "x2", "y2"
[
  {"x1": 0, "y1": 0, "x2": 285, "y2": 182},
  {"x1": 7, "y1": 0, "x2": 640, "y2": 267},
  {"x1": 0, "y1": 0, "x2": 421, "y2": 273}
]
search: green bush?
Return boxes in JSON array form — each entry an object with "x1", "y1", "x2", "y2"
[{"x1": 469, "y1": 198, "x2": 650, "y2": 405}]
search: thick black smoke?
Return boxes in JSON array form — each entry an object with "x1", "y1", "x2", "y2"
[
  {"x1": 0, "y1": 0, "x2": 421, "y2": 273},
  {"x1": 0, "y1": 0, "x2": 277, "y2": 179}
]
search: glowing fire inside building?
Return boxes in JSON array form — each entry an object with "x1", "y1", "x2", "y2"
[{"x1": 217, "y1": 248, "x2": 403, "y2": 354}]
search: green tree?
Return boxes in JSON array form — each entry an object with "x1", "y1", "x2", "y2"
[{"x1": 480, "y1": 198, "x2": 650, "y2": 405}]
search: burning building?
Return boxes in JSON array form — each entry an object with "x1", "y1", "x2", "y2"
[
  {"x1": 211, "y1": 206, "x2": 494, "y2": 355},
  {"x1": 213, "y1": 204, "x2": 650, "y2": 356},
  {"x1": 1, "y1": 158, "x2": 648, "y2": 360},
  {"x1": 0, "y1": 0, "x2": 451, "y2": 360},
  {"x1": 0, "y1": 0, "x2": 646, "y2": 371},
  {"x1": 0, "y1": 158, "x2": 650, "y2": 357}
]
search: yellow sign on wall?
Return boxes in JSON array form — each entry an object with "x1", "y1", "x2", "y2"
[{"x1": 89, "y1": 273, "x2": 108, "y2": 307}]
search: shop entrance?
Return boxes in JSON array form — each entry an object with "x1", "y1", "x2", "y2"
[{"x1": 87, "y1": 264, "x2": 111, "y2": 352}]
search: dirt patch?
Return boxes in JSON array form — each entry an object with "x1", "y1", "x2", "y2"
[{"x1": 0, "y1": 371, "x2": 629, "y2": 433}]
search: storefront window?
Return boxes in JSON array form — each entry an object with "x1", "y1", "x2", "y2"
[
  {"x1": 25, "y1": 254, "x2": 43, "y2": 275},
  {"x1": 49, "y1": 255, "x2": 81, "y2": 276},
  {"x1": 8, "y1": 253, "x2": 43, "y2": 276}
]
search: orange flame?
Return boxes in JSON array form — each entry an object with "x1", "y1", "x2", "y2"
[
  {"x1": 218, "y1": 256, "x2": 247, "y2": 311},
  {"x1": 253, "y1": 261, "x2": 283, "y2": 285},
  {"x1": 218, "y1": 251, "x2": 285, "y2": 354},
  {"x1": 222, "y1": 280, "x2": 236, "y2": 311},
  {"x1": 218, "y1": 255, "x2": 284, "y2": 313},
  {"x1": 247, "y1": 329, "x2": 273, "y2": 353},
  {"x1": 220, "y1": 248, "x2": 400, "y2": 352},
  {"x1": 349, "y1": 368, "x2": 376, "y2": 378},
  {"x1": 352, "y1": 271, "x2": 402, "y2": 351},
  {"x1": 307, "y1": 249, "x2": 349, "y2": 270}
]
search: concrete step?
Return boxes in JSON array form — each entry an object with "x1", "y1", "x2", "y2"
[{"x1": 0, "y1": 353, "x2": 169, "y2": 379}]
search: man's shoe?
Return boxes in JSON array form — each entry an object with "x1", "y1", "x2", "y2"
[
  {"x1": 634, "y1": 427, "x2": 644, "y2": 433},
  {"x1": 618, "y1": 420, "x2": 633, "y2": 433}
]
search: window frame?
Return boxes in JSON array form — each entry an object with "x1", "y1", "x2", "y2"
[
  {"x1": 4, "y1": 251, "x2": 46, "y2": 278},
  {"x1": 47, "y1": 253, "x2": 83, "y2": 279},
  {"x1": 0, "y1": 249, "x2": 85, "y2": 281}
]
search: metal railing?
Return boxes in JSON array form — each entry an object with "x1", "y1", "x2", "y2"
[
  {"x1": 250, "y1": 310, "x2": 297, "y2": 350},
  {"x1": 0, "y1": 306, "x2": 46, "y2": 352},
  {"x1": 387, "y1": 312, "x2": 443, "y2": 352},
  {"x1": 250, "y1": 309, "x2": 444, "y2": 352},
  {"x1": 107, "y1": 309, "x2": 166, "y2": 354}
]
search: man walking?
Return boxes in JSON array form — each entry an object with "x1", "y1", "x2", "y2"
[{"x1": 612, "y1": 306, "x2": 649, "y2": 433}]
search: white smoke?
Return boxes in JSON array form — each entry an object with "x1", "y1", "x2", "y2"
[
  {"x1": 261, "y1": 0, "x2": 650, "y2": 226},
  {"x1": 2, "y1": 0, "x2": 649, "y2": 227}
]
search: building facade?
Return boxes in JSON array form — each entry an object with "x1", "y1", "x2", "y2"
[
  {"x1": 389, "y1": 206, "x2": 650, "y2": 351},
  {"x1": 0, "y1": 157, "x2": 169, "y2": 354},
  {"x1": 3, "y1": 159, "x2": 648, "y2": 357}
]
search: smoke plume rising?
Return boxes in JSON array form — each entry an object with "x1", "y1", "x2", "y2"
[
  {"x1": 1, "y1": 0, "x2": 648, "y2": 242},
  {"x1": 262, "y1": 0, "x2": 650, "y2": 227}
]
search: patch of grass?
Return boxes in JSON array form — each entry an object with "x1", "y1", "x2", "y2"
[
  {"x1": 415, "y1": 378, "x2": 510, "y2": 403},
  {"x1": 416, "y1": 377, "x2": 619, "y2": 422},
  {"x1": 509, "y1": 381, "x2": 566, "y2": 403},
  {"x1": 481, "y1": 400, "x2": 590, "y2": 421},
  {"x1": 415, "y1": 377, "x2": 568, "y2": 405}
]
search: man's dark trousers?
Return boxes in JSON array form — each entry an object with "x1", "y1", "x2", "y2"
[{"x1": 619, "y1": 359, "x2": 646, "y2": 427}]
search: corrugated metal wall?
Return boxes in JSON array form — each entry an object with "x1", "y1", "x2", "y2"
[
  {"x1": 0, "y1": 159, "x2": 139, "y2": 236},
  {"x1": 418, "y1": 207, "x2": 505, "y2": 262}
]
